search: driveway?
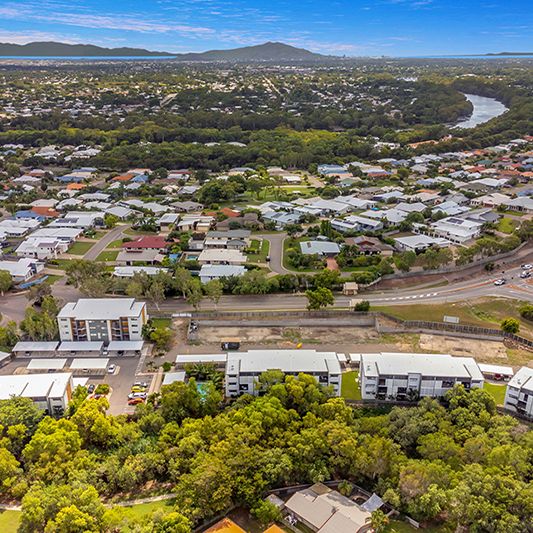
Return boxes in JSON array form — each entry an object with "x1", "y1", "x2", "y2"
[
  {"x1": 83, "y1": 224, "x2": 129, "y2": 261},
  {"x1": 255, "y1": 233, "x2": 289, "y2": 274}
]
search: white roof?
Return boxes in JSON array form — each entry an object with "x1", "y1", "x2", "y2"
[
  {"x1": 27, "y1": 358, "x2": 67, "y2": 370},
  {"x1": 69, "y1": 358, "x2": 109, "y2": 369},
  {"x1": 58, "y1": 341, "x2": 104, "y2": 352},
  {"x1": 478, "y1": 363, "x2": 514, "y2": 376},
  {"x1": 361, "y1": 352, "x2": 483, "y2": 380},
  {"x1": 13, "y1": 341, "x2": 59, "y2": 352},
  {"x1": 198, "y1": 249, "x2": 246, "y2": 263},
  {"x1": 508, "y1": 367, "x2": 533, "y2": 392},
  {"x1": 58, "y1": 298, "x2": 145, "y2": 320},
  {"x1": 175, "y1": 353, "x2": 227, "y2": 364},
  {"x1": 0, "y1": 258, "x2": 38, "y2": 277},
  {"x1": 162, "y1": 371, "x2": 186, "y2": 385},
  {"x1": 0, "y1": 373, "x2": 72, "y2": 401},
  {"x1": 113, "y1": 266, "x2": 168, "y2": 277},
  {"x1": 107, "y1": 340, "x2": 144, "y2": 351},
  {"x1": 227, "y1": 349, "x2": 341, "y2": 375},
  {"x1": 199, "y1": 264, "x2": 246, "y2": 278}
]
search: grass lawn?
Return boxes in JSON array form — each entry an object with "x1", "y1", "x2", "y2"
[
  {"x1": 68, "y1": 241, "x2": 94, "y2": 255},
  {"x1": 120, "y1": 499, "x2": 176, "y2": 519},
  {"x1": 341, "y1": 371, "x2": 362, "y2": 400},
  {"x1": 96, "y1": 250, "x2": 119, "y2": 262},
  {"x1": 107, "y1": 239, "x2": 125, "y2": 249},
  {"x1": 43, "y1": 274, "x2": 63, "y2": 285},
  {"x1": 48, "y1": 258, "x2": 76, "y2": 270},
  {"x1": 90, "y1": 231, "x2": 107, "y2": 240},
  {"x1": 247, "y1": 239, "x2": 270, "y2": 263},
  {"x1": 384, "y1": 521, "x2": 451, "y2": 533},
  {"x1": 0, "y1": 510, "x2": 21, "y2": 533},
  {"x1": 497, "y1": 217, "x2": 519, "y2": 234},
  {"x1": 151, "y1": 318, "x2": 172, "y2": 329},
  {"x1": 373, "y1": 298, "x2": 533, "y2": 340},
  {"x1": 483, "y1": 382, "x2": 507, "y2": 405}
]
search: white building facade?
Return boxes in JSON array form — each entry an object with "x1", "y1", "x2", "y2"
[
  {"x1": 504, "y1": 367, "x2": 533, "y2": 418},
  {"x1": 225, "y1": 349, "x2": 342, "y2": 397},
  {"x1": 58, "y1": 298, "x2": 148, "y2": 343},
  {"x1": 359, "y1": 352, "x2": 484, "y2": 401}
]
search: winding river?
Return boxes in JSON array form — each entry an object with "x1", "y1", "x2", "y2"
[{"x1": 454, "y1": 93, "x2": 508, "y2": 129}]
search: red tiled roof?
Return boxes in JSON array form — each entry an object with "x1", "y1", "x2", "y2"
[{"x1": 122, "y1": 236, "x2": 169, "y2": 249}]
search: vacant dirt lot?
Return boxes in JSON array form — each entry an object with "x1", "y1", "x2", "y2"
[
  {"x1": 196, "y1": 325, "x2": 380, "y2": 346},
  {"x1": 418, "y1": 334, "x2": 507, "y2": 360}
]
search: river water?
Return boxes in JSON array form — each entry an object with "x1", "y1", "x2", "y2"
[{"x1": 454, "y1": 93, "x2": 508, "y2": 129}]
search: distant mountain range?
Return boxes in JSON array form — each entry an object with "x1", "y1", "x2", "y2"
[
  {"x1": 0, "y1": 41, "x2": 331, "y2": 61},
  {"x1": 485, "y1": 52, "x2": 533, "y2": 56}
]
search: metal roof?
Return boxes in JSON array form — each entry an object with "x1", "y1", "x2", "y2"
[
  {"x1": 58, "y1": 341, "x2": 104, "y2": 352},
  {"x1": 106, "y1": 340, "x2": 144, "y2": 351},
  {"x1": 69, "y1": 358, "x2": 109, "y2": 369},
  {"x1": 27, "y1": 358, "x2": 67, "y2": 370},
  {"x1": 13, "y1": 341, "x2": 59, "y2": 352}
]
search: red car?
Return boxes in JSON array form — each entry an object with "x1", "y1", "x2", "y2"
[{"x1": 127, "y1": 397, "x2": 145, "y2": 406}]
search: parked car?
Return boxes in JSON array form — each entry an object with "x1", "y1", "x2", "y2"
[
  {"x1": 494, "y1": 279, "x2": 506, "y2": 286},
  {"x1": 107, "y1": 364, "x2": 116, "y2": 374},
  {"x1": 521, "y1": 264, "x2": 533, "y2": 270},
  {"x1": 520, "y1": 271, "x2": 531, "y2": 279},
  {"x1": 87, "y1": 384, "x2": 95, "y2": 394},
  {"x1": 133, "y1": 381, "x2": 148, "y2": 388},
  {"x1": 128, "y1": 397, "x2": 145, "y2": 406},
  {"x1": 131, "y1": 385, "x2": 147, "y2": 393},
  {"x1": 128, "y1": 392, "x2": 147, "y2": 400}
]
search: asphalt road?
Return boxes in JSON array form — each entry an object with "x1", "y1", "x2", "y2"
[
  {"x1": 256, "y1": 233, "x2": 289, "y2": 274},
  {"x1": 83, "y1": 224, "x2": 129, "y2": 261}
]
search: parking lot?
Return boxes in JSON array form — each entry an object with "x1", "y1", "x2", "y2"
[{"x1": 0, "y1": 355, "x2": 154, "y2": 416}]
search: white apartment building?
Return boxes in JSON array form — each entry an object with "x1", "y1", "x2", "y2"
[
  {"x1": 504, "y1": 367, "x2": 533, "y2": 418},
  {"x1": 58, "y1": 298, "x2": 148, "y2": 343},
  {"x1": 359, "y1": 352, "x2": 484, "y2": 401},
  {"x1": 0, "y1": 373, "x2": 73, "y2": 414},
  {"x1": 225, "y1": 349, "x2": 342, "y2": 397}
]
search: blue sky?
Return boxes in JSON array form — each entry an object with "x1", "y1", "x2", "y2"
[{"x1": 0, "y1": 0, "x2": 531, "y2": 56}]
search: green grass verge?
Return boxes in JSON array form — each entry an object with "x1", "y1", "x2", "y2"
[
  {"x1": 119, "y1": 499, "x2": 176, "y2": 519},
  {"x1": 43, "y1": 274, "x2": 63, "y2": 285},
  {"x1": 47, "y1": 258, "x2": 75, "y2": 270},
  {"x1": 385, "y1": 520, "x2": 452, "y2": 532},
  {"x1": 96, "y1": 250, "x2": 119, "y2": 262},
  {"x1": 107, "y1": 239, "x2": 125, "y2": 249},
  {"x1": 483, "y1": 382, "x2": 507, "y2": 405},
  {"x1": 90, "y1": 231, "x2": 107, "y2": 240},
  {"x1": 68, "y1": 241, "x2": 95, "y2": 255},
  {"x1": 0, "y1": 510, "x2": 21, "y2": 533},
  {"x1": 151, "y1": 318, "x2": 172, "y2": 329},
  {"x1": 373, "y1": 298, "x2": 533, "y2": 340},
  {"x1": 341, "y1": 371, "x2": 361, "y2": 400}
]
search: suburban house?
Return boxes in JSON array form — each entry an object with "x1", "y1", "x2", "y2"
[
  {"x1": 284, "y1": 483, "x2": 373, "y2": 533},
  {"x1": 225, "y1": 349, "x2": 342, "y2": 397},
  {"x1": 16, "y1": 237, "x2": 68, "y2": 259},
  {"x1": 198, "y1": 248, "x2": 247, "y2": 265},
  {"x1": 359, "y1": 352, "x2": 484, "y2": 400},
  {"x1": 394, "y1": 234, "x2": 451, "y2": 253},
  {"x1": 429, "y1": 217, "x2": 483, "y2": 244},
  {"x1": 122, "y1": 236, "x2": 169, "y2": 252},
  {"x1": 57, "y1": 298, "x2": 148, "y2": 343},
  {"x1": 300, "y1": 241, "x2": 341, "y2": 256},
  {"x1": 199, "y1": 264, "x2": 247, "y2": 283},
  {"x1": 504, "y1": 367, "x2": 533, "y2": 419},
  {"x1": 345, "y1": 236, "x2": 394, "y2": 256},
  {"x1": 0, "y1": 258, "x2": 44, "y2": 283}
]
